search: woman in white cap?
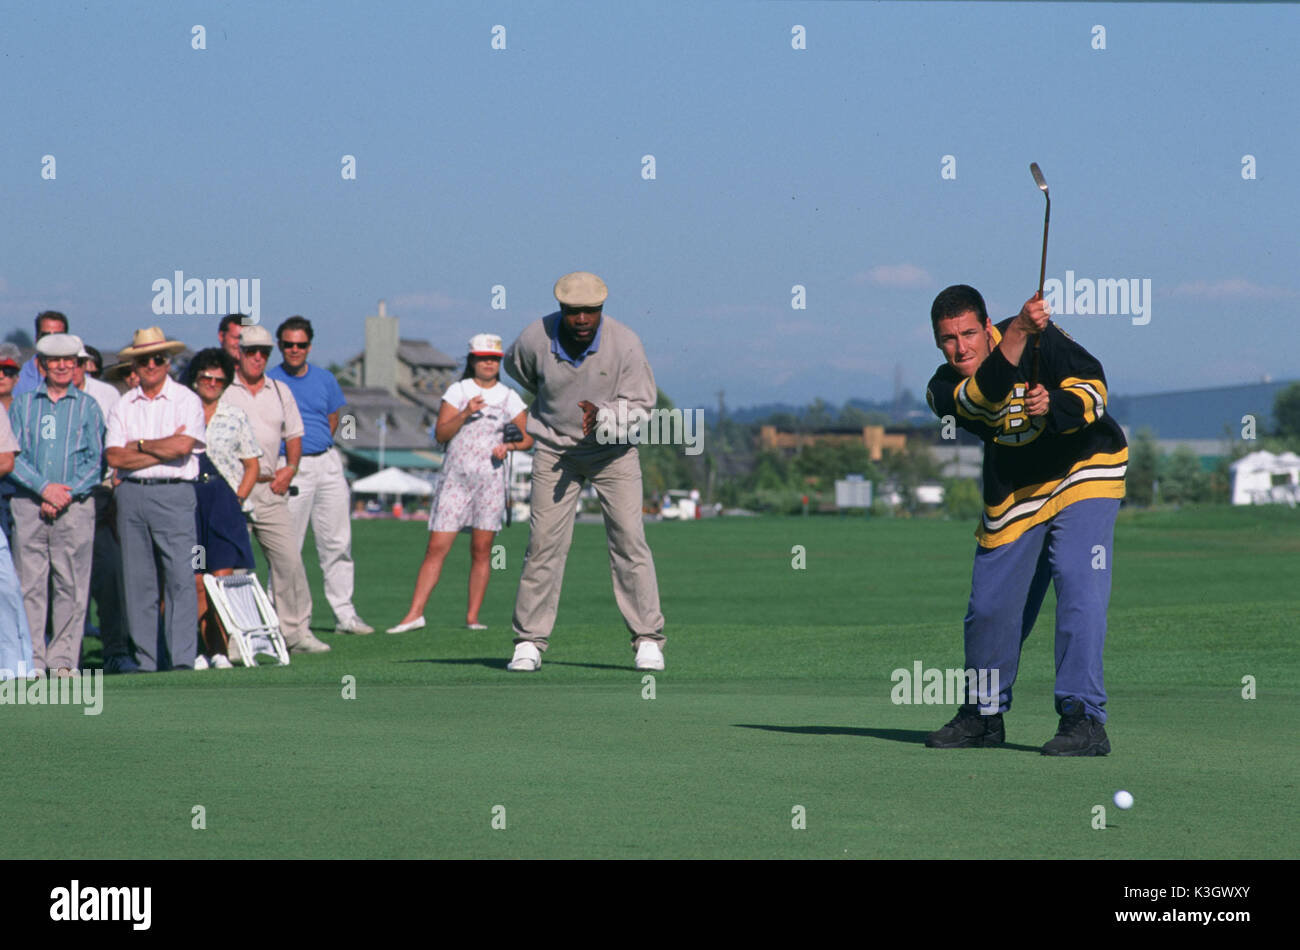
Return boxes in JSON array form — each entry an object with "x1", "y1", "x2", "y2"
[{"x1": 387, "y1": 334, "x2": 532, "y2": 633}]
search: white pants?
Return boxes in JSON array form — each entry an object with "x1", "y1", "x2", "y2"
[{"x1": 285, "y1": 447, "x2": 360, "y2": 624}]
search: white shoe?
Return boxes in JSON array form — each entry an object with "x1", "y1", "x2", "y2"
[
  {"x1": 467, "y1": 623, "x2": 488, "y2": 631},
  {"x1": 336, "y1": 616, "x2": 375, "y2": 635},
  {"x1": 386, "y1": 617, "x2": 426, "y2": 634},
  {"x1": 210, "y1": 654, "x2": 234, "y2": 669},
  {"x1": 289, "y1": 633, "x2": 332, "y2": 654},
  {"x1": 193, "y1": 655, "x2": 210, "y2": 671},
  {"x1": 507, "y1": 641, "x2": 541, "y2": 672},
  {"x1": 634, "y1": 641, "x2": 665, "y2": 671}
]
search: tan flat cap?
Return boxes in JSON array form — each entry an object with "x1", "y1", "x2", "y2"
[{"x1": 554, "y1": 272, "x2": 608, "y2": 308}]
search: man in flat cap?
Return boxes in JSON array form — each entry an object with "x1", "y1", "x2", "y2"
[
  {"x1": 503, "y1": 271, "x2": 666, "y2": 672},
  {"x1": 9, "y1": 333, "x2": 106, "y2": 674},
  {"x1": 221, "y1": 323, "x2": 329, "y2": 653}
]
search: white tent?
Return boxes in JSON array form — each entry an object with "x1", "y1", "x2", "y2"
[
  {"x1": 1230, "y1": 450, "x2": 1300, "y2": 506},
  {"x1": 350, "y1": 467, "x2": 434, "y2": 496}
]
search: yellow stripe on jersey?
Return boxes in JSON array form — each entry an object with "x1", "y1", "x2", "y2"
[
  {"x1": 976, "y1": 450, "x2": 1129, "y2": 548},
  {"x1": 1059, "y1": 376, "x2": 1108, "y2": 426}
]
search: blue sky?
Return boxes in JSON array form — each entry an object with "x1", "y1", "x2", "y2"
[{"x1": 3, "y1": 1, "x2": 1297, "y2": 412}]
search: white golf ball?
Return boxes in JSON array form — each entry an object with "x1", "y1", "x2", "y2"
[{"x1": 1113, "y1": 790, "x2": 1134, "y2": 810}]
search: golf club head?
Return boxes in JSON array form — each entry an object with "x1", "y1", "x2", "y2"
[{"x1": 1030, "y1": 162, "x2": 1049, "y2": 194}]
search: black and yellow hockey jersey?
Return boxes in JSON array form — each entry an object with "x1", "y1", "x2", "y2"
[{"x1": 926, "y1": 318, "x2": 1128, "y2": 548}]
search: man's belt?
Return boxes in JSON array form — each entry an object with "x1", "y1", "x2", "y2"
[
  {"x1": 125, "y1": 477, "x2": 195, "y2": 485},
  {"x1": 303, "y1": 447, "x2": 333, "y2": 457}
]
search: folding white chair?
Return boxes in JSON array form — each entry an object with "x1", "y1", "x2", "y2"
[{"x1": 203, "y1": 573, "x2": 291, "y2": 667}]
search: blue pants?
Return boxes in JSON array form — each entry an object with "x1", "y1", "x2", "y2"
[
  {"x1": 964, "y1": 498, "x2": 1118, "y2": 722},
  {"x1": 0, "y1": 527, "x2": 34, "y2": 678}
]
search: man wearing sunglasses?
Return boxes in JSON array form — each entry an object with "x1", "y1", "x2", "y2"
[
  {"x1": 104, "y1": 328, "x2": 207, "y2": 672},
  {"x1": 13, "y1": 310, "x2": 69, "y2": 398},
  {"x1": 268, "y1": 316, "x2": 373, "y2": 635},
  {"x1": 8, "y1": 333, "x2": 106, "y2": 676},
  {"x1": 220, "y1": 324, "x2": 328, "y2": 654}
]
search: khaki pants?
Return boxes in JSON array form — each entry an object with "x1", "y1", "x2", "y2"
[
  {"x1": 11, "y1": 495, "x2": 95, "y2": 671},
  {"x1": 512, "y1": 445, "x2": 664, "y2": 651},
  {"x1": 248, "y1": 483, "x2": 313, "y2": 644}
]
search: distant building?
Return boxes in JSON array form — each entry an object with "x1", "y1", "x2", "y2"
[
  {"x1": 332, "y1": 300, "x2": 459, "y2": 475},
  {"x1": 759, "y1": 424, "x2": 907, "y2": 462},
  {"x1": 336, "y1": 300, "x2": 460, "y2": 408}
]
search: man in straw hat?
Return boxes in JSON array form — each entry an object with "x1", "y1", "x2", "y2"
[
  {"x1": 7, "y1": 332, "x2": 105, "y2": 675},
  {"x1": 502, "y1": 271, "x2": 666, "y2": 672},
  {"x1": 104, "y1": 327, "x2": 206, "y2": 671}
]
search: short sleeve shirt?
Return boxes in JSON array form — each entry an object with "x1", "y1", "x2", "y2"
[
  {"x1": 205, "y1": 402, "x2": 263, "y2": 493},
  {"x1": 267, "y1": 363, "x2": 346, "y2": 454},
  {"x1": 104, "y1": 375, "x2": 206, "y2": 480},
  {"x1": 220, "y1": 374, "x2": 304, "y2": 477}
]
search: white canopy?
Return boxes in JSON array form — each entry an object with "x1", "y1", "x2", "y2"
[{"x1": 350, "y1": 467, "x2": 433, "y2": 496}]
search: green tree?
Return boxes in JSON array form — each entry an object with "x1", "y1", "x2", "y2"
[
  {"x1": 1161, "y1": 446, "x2": 1208, "y2": 505},
  {"x1": 1272, "y1": 383, "x2": 1300, "y2": 441},
  {"x1": 1128, "y1": 429, "x2": 1159, "y2": 506},
  {"x1": 637, "y1": 389, "x2": 697, "y2": 500},
  {"x1": 943, "y1": 478, "x2": 983, "y2": 520}
]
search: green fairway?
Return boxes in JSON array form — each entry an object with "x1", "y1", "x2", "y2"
[{"x1": 4, "y1": 507, "x2": 1297, "y2": 859}]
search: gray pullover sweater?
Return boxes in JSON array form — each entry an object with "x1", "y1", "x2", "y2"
[{"x1": 505, "y1": 312, "x2": 656, "y2": 454}]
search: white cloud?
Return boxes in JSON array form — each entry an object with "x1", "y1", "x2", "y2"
[
  {"x1": 1169, "y1": 279, "x2": 1298, "y2": 300},
  {"x1": 853, "y1": 264, "x2": 931, "y2": 288}
]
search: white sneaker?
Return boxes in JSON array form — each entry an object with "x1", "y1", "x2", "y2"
[
  {"x1": 210, "y1": 654, "x2": 234, "y2": 669},
  {"x1": 386, "y1": 617, "x2": 426, "y2": 634},
  {"x1": 289, "y1": 633, "x2": 332, "y2": 654},
  {"x1": 506, "y1": 641, "x2": 541, "y2": 672},
  {"x1": 193, "y1": 655, "x2": 210, "y2": 671},
  {"x1": 336, "y1": 616, "x2": 375, "y2": 635},
  {"x1": 467, "y1": 623, "x2": 488, "y2": 631},
  {"x1": 634, "y1": 641, "x2": 665, "y2": 671}
]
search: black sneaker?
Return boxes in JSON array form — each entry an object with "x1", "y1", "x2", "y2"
[
  {"x1": 1040, "y1": 711, "x2": 1110, "y2": 756},
  {"x1": 925, "y1": 705, "x2": 1005, "y2": 748}
]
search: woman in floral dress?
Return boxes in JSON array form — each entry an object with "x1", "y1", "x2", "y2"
[{"x1": 387, "y1": 334, "x2": 532, "y2": 633}]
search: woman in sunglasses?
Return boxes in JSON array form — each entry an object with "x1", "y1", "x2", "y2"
[
  {"x1": 387, "y1": 334, "x2": 532, "y2": 634},
  {"x1": 185, "y1": 348, "x2": 262, "y2": 668}
]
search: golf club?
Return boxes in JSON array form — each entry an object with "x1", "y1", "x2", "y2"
[{"x1": 1029, "y1": 162, "x2": 1050, "y2": 388}]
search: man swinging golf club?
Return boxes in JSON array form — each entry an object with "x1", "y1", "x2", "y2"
[{"x1": 923, "y1": 280, "x2": 1128, "y2": 755}]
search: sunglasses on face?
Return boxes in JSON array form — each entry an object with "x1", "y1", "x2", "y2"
[
  {"x1": 45, "y1": 356, "x2": 78, "y2": 366},
  {"x1": 241, "y1": 346, "x2": 272, "y2": 358},
  {"x1": 197, "y1": 373, "x2": 229, "y2": 386},
  {"x1": 0, "y1": 366, "x2": 18, "y2": 378},
  {"x1": 279, "y1": 340, "x2": 309, "y2": 350},
  {"x1": 133, "y1": 354, "x2": 170, "y2": 368}
]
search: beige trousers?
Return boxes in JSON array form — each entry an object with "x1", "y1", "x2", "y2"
[
  {"x1": 512, "y1": 445, "x2": 665, "y2": 651},
  {"x1": 248, "y1": 483, "x2": 313, "y2": 644},
  {"x1": 11, "y1": 495, "x2": 95, "y2": 671}
]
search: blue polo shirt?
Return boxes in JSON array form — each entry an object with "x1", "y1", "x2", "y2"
[
  {"x1": 267, "y1": 363, "x2": 346, "y2": 455},
  {"x1": 546, "y1": 312, "x2": 602, "y2": 367}
]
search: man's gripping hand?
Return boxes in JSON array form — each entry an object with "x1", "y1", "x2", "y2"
[
  {"x1": 1025, "y1": 384, "x2": 1050, "y2": 417},
  {"x1": 578, "y1": 400, "x2": 598, "y2": 437}
]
